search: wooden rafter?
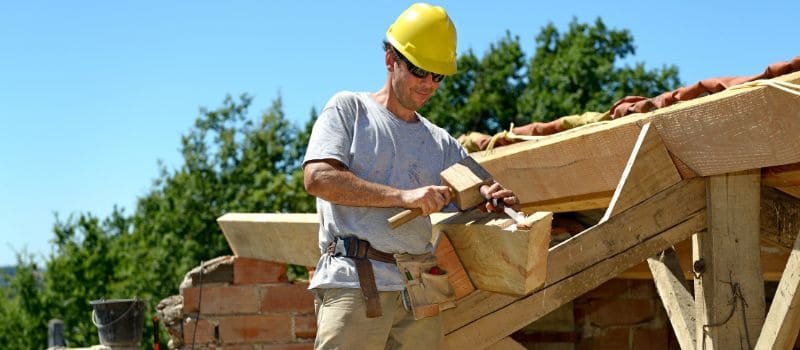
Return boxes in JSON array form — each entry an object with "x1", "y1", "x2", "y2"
[{"x1": 443, "y1": 178, "x2": 707, "y2": 349}]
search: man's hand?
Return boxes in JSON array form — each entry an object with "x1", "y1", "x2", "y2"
[
  {"x1": 479, "y1": 182, "x2": 518, "y2": 212},
  {"x1": 400, "y1": 185, "x2": 451, "y2": 216}
]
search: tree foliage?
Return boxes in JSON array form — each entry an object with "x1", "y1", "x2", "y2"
[
  {"x1": 423, "y1": 17, "x2": 680, "y2": 134},
  {"x1": 0, "y1": 18, "x2": 680, "y2": 348}
]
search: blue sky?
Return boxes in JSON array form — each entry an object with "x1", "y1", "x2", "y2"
[{"x1": 1, "y1": 1, "x2": 798, "y2": 266}]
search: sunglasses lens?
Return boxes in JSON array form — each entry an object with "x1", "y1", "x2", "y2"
[
  {"x1": 396, "y1": 50, "x2": 445, "y2": 82},
  {"x1": 409, "y1": 66, "x2": 427, "y2": 79}
]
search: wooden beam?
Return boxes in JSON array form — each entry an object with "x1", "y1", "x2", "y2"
[
  {"x1": 653, "y1": 72, "x2": 800, "y2": 177},
  {"x1": 483, "y1": 337, "x2": 528, "y2": 350},
  {"x1": 473, "y1": 72, "x2": 800, "y2": 207},
  {"x1": 217, "y1": 213, "x2": 321, "y2": 267},
  {"x1": 548, "y1": 178, "x2": 705, "y2": 287},
  {"x1": 473, "y1": 115, "x2": 645, "y2": 207},
  {"x1": 217, "y1": 213, "x2": 457, "y2": 266},
  {"x1": 519, "y1": 190, "x2": 612, "y2": 213},
  {"x1": 444, "y1": 210, "x2": 707, "y2": 349},
  {"x1": 695, "y1": 170, "x2": 765, "y2": 349},
  {"x1": 601, "y1": 122, "x2": 681, "y2": 221},
  {"x1": 755, "y1": 229, "x2": 800, "y2": 350},
  {"x1": 443, "y1": 178, "x2": 705, "y2": 334},
  {"x1": 435, "y1": 211, "x2": 552, "y2": 295},
  {"x1": 648, "y1": 248, "x2": 696, "y2": 350}
]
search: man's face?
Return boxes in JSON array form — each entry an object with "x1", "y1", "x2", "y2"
[{"x1": 391, "y1": 55, "x2": 441, "y2": 112}]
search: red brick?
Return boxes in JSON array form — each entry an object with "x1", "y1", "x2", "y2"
[
  {"x1": 261, "y1": 343, "x2": 315, "y2": 350},
  {"x1": 183, "y1": 285, "x2": 260, "y2": 314},
  {"x1": 578, "y1": 328, "x2": 629, "y2": 350},
  {"x1": 218, "y1": 314, "x2": 293, "y2": 343},
  {"x1": 294, "y1": 314, "x2": 317, "y2": 339},
  {"x1": 234, "y1": 257, "x2": 288, "y2": 284},
  {"x1": 183, "y1": 318, "x2": 217, "y2": 345},
  {"x1": 261, "y1": 283, "x2": 315, "y2": 313},
  {"x1": 589, "y1": 299, "x2": 655, "y2": 326},
  {"x1": 627, "y1": 279, "x2": 659, "y2": 299},
  {"x1": 584, "y1": 279, "x2": 630, "y2": 299},
  {"x1": 633, "y1": 328, "x2": 669, "y2": 350}
]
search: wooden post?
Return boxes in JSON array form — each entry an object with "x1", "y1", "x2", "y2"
[
  {"x1": 695, "y1": 170, "x2": 765, "y2": 349},
  {"x1": 648, "y1": 248, "x2": 696, "y2": 349}
]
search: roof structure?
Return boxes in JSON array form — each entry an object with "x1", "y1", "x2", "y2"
[{"x1": 218, "y1": 66, "x2": 800, "y2": 349}]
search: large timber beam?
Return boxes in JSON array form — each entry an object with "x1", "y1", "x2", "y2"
[
  {"x1": 763, "y1": 163, "x2": 800, "y2": 199},
  {"x1": 443, "y1": 178, "x2": 707, "y2": 348},
  {"x1": 445, "y1": 209, "x2": 707, "y2": 349},
  {"x1": 694, "y1": 170, "x2": 765, "y2": 349},
  {"x1": 474, "y1": 71, "x2": 800, "y2": 210},
  {"x1": 601, "y1": 122, "x2": 681, "y2": 221}
]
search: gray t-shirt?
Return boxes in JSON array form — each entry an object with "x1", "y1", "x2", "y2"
[{"x1": 303, "y1": 91, "x2": 467, "y2": 291}]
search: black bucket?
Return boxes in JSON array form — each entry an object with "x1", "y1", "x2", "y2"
[{"x1": 90, "y1": 298, "x2": 145, "y2": 347}]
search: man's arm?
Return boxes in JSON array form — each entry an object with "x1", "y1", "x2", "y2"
[{"x1": 303, "y1": 159, "x2": 451, "y2": 216}]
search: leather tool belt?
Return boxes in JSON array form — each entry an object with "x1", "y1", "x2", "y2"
[
  {"x1": 394, "y1": 252, "x2": 456, "y2": 320},
  {"x1": 327, "y1": 237, "x2": 395, "y2": 318}
]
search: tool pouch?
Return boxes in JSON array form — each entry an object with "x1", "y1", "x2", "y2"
[{"x1": 394, "y1": 252, "x2": 456, "y2": 320}]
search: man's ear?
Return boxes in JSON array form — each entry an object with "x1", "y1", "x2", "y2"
[{"x1": 385, "y1": 50, "x2": 395, "y2": 72}]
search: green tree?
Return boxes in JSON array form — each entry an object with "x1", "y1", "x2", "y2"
[
  {"x1": 518, "y1": 17, "x2": 680, "y2": 123},
  {"x1": 0, "y1": 94, "x2": 315, "y2": 348},
  {"x1": 0, "y1": 18, "x2": 682, "y2": 348},
  {"x1": 424, "y1": 18, "x2": 680, "y2": 136}
]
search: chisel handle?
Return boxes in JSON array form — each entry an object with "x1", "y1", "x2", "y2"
[{"x1": 387, "y1": 208, "x2": 423, "y2": 229}]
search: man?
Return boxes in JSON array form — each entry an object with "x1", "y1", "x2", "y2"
[{"x1": 303, "y1": 3, "x2": 517, "y2": 349}]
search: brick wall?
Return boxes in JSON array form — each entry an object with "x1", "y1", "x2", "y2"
[
  {"x1": 159, "y1": 256, "x2": 682, "y2": 350},
  {"x1": 511, "y1": 279, "x2": 680, "y2": 350},
  {"x1": 157, "y1": 256, "x2": 316, "y2": 350}
]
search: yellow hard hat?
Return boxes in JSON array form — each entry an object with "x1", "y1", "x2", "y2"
[{"x1": 386, "y1": 3, "x2": 457, "y2": 75}]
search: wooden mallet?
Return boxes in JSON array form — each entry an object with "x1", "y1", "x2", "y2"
[{"x1": 387, "y1": 156, "x2": 494, "y2": 229}]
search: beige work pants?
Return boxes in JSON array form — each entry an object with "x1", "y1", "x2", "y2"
[{"x1": 312, "y1": 288, "x2": 443, "y2": 350}]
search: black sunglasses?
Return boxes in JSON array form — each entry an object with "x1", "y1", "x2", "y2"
[{"x1": 392, "y1": 49, "x2": 445, "y2": 83}]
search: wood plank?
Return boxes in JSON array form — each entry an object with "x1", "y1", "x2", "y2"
[
  {"x1": 653, "y1": 72, "x2": 800, "y2": 177},
  {"x1": 443, "y1": 178, "x2": 704, "y2": 333},
  {"x1": 217, "y1": 212, "x2": 457, "y2": 266},
  {"x1": 444, "y1": 210, "x2": 707, "y2": 349},
  {"x1": 217, "y1": 213, "x2": 321, "y2": 267},
  {"x1": 601, "y1": 122, "x2": 681, "y2": 221},
  {"x1": 483, "y1": 337, "x2": 528, "y2": 350},
  {"x1": 763, "y1": 163, "x2": 800, "y2": 188},
  {"x1": 473, "y1": 72, "x2": 800, "y2": 207},
  {"x1": 754, "y1": 229, "x2": 800, "y2": 350},
  {"x1": 519, "y1": 190, "x2": 612, "y2": 213},
  {"x1": 547, "y1": 178, "x2": 705, "y2": 287},
  {"x1": 647, "y1": 248, "x2": 696, "y2": 350},
  {"x1": 694, "y1": 170, "x2": 765, "y2": 349},
  {"x1": 435, "y1": 211, "x2": 552, "y2": 295},
  {"x1": 443, "y1": 290, "x2": 518, "y2": 333},
  {"x1": 473, "y1": 115, "x2": 646, "y2": 207}
]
